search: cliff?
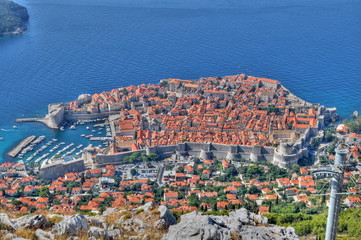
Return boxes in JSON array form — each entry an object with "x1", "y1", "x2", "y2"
[{"x1": 0, "y1": 0, "x2": 29, "y2": 38}]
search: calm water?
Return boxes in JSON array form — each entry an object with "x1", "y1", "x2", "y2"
[{"x1": 0, "y1": 0, "x2": 361, "y2": 162}]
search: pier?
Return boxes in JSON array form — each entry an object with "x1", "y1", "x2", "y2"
[
  {"x1": 7, "y1": 135, "x2": 36, "y2": 158},
  {"x1": 89, "y1": 137, "x2": 112, "y2": 141},
  {"x1": 15, "y1": 117, "x2": 58, "y2": 129}
]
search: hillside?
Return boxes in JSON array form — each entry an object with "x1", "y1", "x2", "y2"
[
  {"x1": 0, "y1": 0, "x2": 29, "y2": 38},
  {"x1": 0, "y1": 203, "x2": 299, "y2": 240}
]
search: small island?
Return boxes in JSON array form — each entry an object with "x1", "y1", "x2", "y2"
[{"x1": 0, "y1": 0, "x2": 29, "y2": 38}]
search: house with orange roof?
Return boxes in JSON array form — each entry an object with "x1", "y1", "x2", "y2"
[
  {"x1": 259, "y1": 206, "x2": 270, "y2": 215},
  {"x1": 164, "y1": 191, "x2": 179, "y2": 201}
]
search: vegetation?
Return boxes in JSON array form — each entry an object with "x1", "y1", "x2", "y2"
[
  {"x1": 344, "y1": 116, "x2": 361, "y2": 133},
  {"x1": 239, "y1": 162, "x2": 289, "y2": 181},
  {"x1": 266, "y1": 206, "x2": 361, "y2": 238},
  {"x1": 123, "y1": 152, "x2": 159, "y2": 164},
  {"x1": 0, "y1": 0, "x2": 29, "y2": 37}
]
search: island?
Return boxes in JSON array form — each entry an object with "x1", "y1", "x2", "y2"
[{"x1": 0, "y1": 0, "x2": 29, "y2": 38}]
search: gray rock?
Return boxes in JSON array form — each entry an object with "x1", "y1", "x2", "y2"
[
  {"x1": 163, "y1": 211, "x2": 232, "y2": 240},
  {"x1": 136, "y1": 202, "x2": 154, "y2": 212},
  {"x1": 3, "y1": 233, "x2": 18, "y2": 240},
  {"x1": 157, "y1": 205, "x2": 176, "y2": 229},
  {"x1": 89, "y1": 226, "x2": 107, "y2": 239},
  {"x1": 52, "y1": 214, "x2": 89, "y2": 236},
  {"x1": 35, "y1": 229, "x2": 55, "y2": 240},
  {"x1": 85, "y1": 217, "x2": 103, "y2": 228},
  {"x1": 163, "y1": 209, "x2": 299, "y2": 240},
  {"x1": 101, "y1": 208, "x2": 119, "y2": 217},
  {"x1": 0, "y1": 213, "x2": 16, "y2": 231},
  {"x1": 123, "y1": 218, "x2": 150, "y2": 232},
  {"x1": 14, "y1": 215, "x2": 51, "y2": 230},
  {"x1": 253, "y1": 214, "x2": 268, "y2": 225}
]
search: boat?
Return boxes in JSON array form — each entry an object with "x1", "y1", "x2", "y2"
[
  {"x1": 69, "y1": 124, "x2": 76, "y2": 130},
  {"x1": 86, "y1": 126, "x2": 90, "y2": 130},
  {"x1": 52, "y1": 138, "x2": 58, "y2": 142},
  {"x1": 60, "y1": 126, "x2": 65, "y2": 131},
  {"x1": 81, "y1": 134, "x2": 86, "y2": 137},
  {"x1": 0, "y1": 137, "x2": 4, "y2": 140},
  {"x1": 13, "y1": 125, "x2": 17, "y2": 129},
  {"x1": 352, "y1": 111, "x2": 359, "y2": 118}
]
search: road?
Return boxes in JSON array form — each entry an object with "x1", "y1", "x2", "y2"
[{"x1": 157, "y1": 164, "x2": 165, "y2": 187}]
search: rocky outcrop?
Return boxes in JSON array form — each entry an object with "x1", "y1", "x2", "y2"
[
  {"x1": 14, "y1": 215, "x2": 50, "y2": 230},
  {"x1": 35, "y1": 229, "x2": 54, "y2": 240},
  {"x1": 0, "y1": 213, "x2": 16, "y2": 231},
  {"x1": 0, "y1": 205, "x2": 300, "y2": 240},
  {"x1": 155, "y1": 205, "x2": 177, "y2": 229},
  {"x1": 51, "y1": 214, "x2": 89, "y2": 236},
  {"x1": 163, "y1": 209, "x2": 299, "y2": 240}
]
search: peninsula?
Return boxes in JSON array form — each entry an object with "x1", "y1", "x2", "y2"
[
  {"x1": 16, "y1": 73, "x2": 338, "y2": 175},
  {"x1": 5, "y1": 74, "x2": 361, "y2": 240},
  {"x1": 0, "y1": 0, "x2": 29, "y2": 38}
]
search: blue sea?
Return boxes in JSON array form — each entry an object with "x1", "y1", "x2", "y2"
[{"x1": 0, "y1": 0, "x2": 360, "y2": 162}]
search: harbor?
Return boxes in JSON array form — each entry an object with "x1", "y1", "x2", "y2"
[
  {"x1": 7, "y1": 135, "x2": 36, "y2": 158},
  {"x1": 3, "y1": 120, "x2": 112, "y2": 166}
]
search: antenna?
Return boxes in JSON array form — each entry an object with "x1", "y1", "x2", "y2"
[{"x1": 311, "y1": 145, "x2": 350, "y2": 240}]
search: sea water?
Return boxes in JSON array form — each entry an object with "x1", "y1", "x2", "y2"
[{"x1": 0, "y1": 0, "x2": 360, "y2": 162}]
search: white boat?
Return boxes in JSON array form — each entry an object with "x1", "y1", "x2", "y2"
[
  {"x1": 60, "y1": 126, "x2": 65, "y2": 131},
  {"x1": 69, "y1": 125, "x2": 76, "y2": 130},
  {"x1": 13, "y1": 125, "x2": 17, "y2": 129},
  {"x1": 86, "y1": 126, "x2": 90, "y2": 130}
]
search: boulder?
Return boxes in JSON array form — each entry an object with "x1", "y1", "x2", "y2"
[
  {"x1": 89, "y1": 226, "x2": 122, "y2": 240},
  {"x1": 123, "y1": 218, "x2": 150, "y2": 232},
  {"x1": 3, "y1": 233, "x2": 18, "y2": 240},
  {"x1": 35, "y1": 229, "x2": 55, "y2": 240},
  {"x1": 163, "y1": 211, "x2": 232, "y2": 240},
  {"x1": 163, "y1": 210, "x2": 299, "y2": 240},
  {"x1": 52, "y1": 214, "x2": 89, "y2": 236},
  {"x1": 85, "y1": 217, "x2": 103, "y2": 228},
  {"x1": 14, "y1": 215, "x2": 51, "y2": 229},
  {"x1": 156, "y1": 205, "x2": 176, "y2": 229},
  {"x1": 101, "y1": 208, "x2": 119, "y2": 217},
  {"x1": 0, "y1": 213, "x2": 16, "y2": 231},
  {"x1": 136, "y1": 202, "x2": 154, "y2": 212}
]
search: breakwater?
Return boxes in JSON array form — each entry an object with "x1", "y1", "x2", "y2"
[{"x1": 7, "y1": 135, "x2": 36, "y2": 158}]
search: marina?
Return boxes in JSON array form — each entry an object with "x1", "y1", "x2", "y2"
[
  {"x1": 5, "y1": 120, "x2": 111, "y2": 166},
  {"x1": 7, "y1": 135, "x2": 36, "y2": 158}
]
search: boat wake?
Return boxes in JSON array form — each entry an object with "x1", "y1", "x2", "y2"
[{"x1": 0, "y1": 128, "x2": 15, "y2": 132}]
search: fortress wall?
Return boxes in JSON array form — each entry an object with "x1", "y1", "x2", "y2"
[
  {"x1": 238, "y1": 145, "x2": 253, "y2": 153},
  {"x1": 155, "y1": 145, "x2": 178, "y2": 158},
  {"x1": 213, "y1": 151, "x2": 228, "y2": 159},
  {"x1": 40, "y1": 158, "x2": 85, "y2": 180},
  {"x1": 261, "y1": 147, "x2": 274, "y2": 155},
  {"x1": 95, "y1": 150, "x2": 146, "y2": 167},
  {"x1": 185, "y1": 142, "x2": 211, "y2": 152},
  {"x1": 210, "y1": 143, "x2": 233, "y2": 152},
  {"x1": 64, "y1": 111, "x2": 119, "y2": 121}
]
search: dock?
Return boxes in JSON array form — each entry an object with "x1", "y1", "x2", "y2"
[
  {"x1": 7, "y1": 136, "x2": 36, "y2": 158},
  {"x1": 89, "y1": 137, "x2": 112, "y2": 141}
]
